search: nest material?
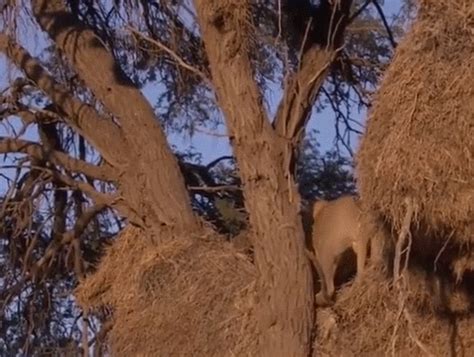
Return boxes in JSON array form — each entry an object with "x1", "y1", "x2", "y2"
[
  {"x1": 314, "y1": 266, "x2": 474, "y2": 356},
  {"x1": 356, "y1": 1, "x2": 474, "y2": 245},
  {"x1": 76, "y1": 226, "x2": 258, "y2": 356}
]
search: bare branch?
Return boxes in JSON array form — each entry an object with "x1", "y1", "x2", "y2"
[
  {"x1": 0, "y1": 34, "x2": 128, "y2": 169},
  {"x1": 49, "y1": 171, "x2": 112, "y2": 205},
  {"x1": 188, "y1": 185, "x2": 240, "y2": 193},
  {"x1": 192, "y1": 127, "x2": 229, "y2": 137},
  {"x1": 50, "y1": 171, "x2": 144, "y2": 227},
  {"x1": 274, "y1": 48, "x2": 337, "y2": 141},
  {"x1": 372, "y1": 0, "x2": 398, "y2": 48},
  {"x1": 348, "y1": 0, "x2": 372, "y2": 23},
  {"x1": 31, "y1": 203, "x2": 108, "y2": 279},
  {"x1": 0, "y1": 137, "x2": 116, "y2": 181},
  {"x1": 206, "y1": 155, "x2": 234, "y2": 169},
  {"x1": 126, "y1": 25, "x2": 210, "y2": 83}
]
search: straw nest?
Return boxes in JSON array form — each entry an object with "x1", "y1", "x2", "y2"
[
  {"x1": 356, "y1": 1, "x2": 474, "y2": 250},
  {"x1": 76, "y1": 226, "x2": 258, "y2": 356},
  {"x1": 314, "y1": 265, "x2": 474, "y2": 356}
]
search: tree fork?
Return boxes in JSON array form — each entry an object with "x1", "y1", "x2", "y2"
[{"x1": 195, "y1": 1, "x2": 314, "y2": 355}]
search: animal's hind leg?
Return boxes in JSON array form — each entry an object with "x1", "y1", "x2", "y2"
[{"x1": 315, "y1": 255, "x2": 337, "y2": 306}]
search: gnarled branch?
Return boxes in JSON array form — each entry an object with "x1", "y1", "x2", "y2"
[
  {"x1": 0, "y1": 34, "x2": 128, "y2": 169},
  {"x1": 50, "y1": 171, "x2": 145, "y2": 227},
  {"x1": 274, "y1": 48, "x2": 337, "y2": 141},
  {"x1": 31, "y1": 202, "x2": 108, "y2": 279},
  {"x1": 0, "y1": 137, "x2": 116, "y2": 181}
]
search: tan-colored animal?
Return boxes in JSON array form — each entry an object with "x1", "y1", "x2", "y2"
[{"x1": 310, "y1": 195, "x2": 370, "y2": 306}]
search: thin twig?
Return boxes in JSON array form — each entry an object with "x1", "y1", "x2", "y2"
[
  {"x1": 433, "y1": 231, "x2": 454, "y2": 273},
  {"x1": 393, "y1": 197, "x2": 414, "y2": 283},
  {"x1": 32, "y1": 203, "x2": 107, "y2": 277},
  {"x1": 127, "y1": 26, "x2": 209, "y2": 83},
  {"x1": 192, "y1": 126, "x2": 229, "y2": 137},
  {"x1": 275, "y1": 0, "x2": 282, "y2": 44},
  {"x1": 206, "y1": 155, "x2": 234, "y2": 169},
  {"x1": 372, "y1": 0, "x2": 398, "y2": 48},
  {"x1": 348, "y1": 0, "x2": 372, "y2": 24},
  {"x1": 187, "y1": 185, "x2": 241, "y2": 193}
]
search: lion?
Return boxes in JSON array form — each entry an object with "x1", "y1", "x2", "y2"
[{"x1": 308, "y1": 195, "x2": 371, "y2": 306}]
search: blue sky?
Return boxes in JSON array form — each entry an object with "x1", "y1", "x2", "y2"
[{"x1": 0, "y1": 1, "x2": 404, "y2": 190}]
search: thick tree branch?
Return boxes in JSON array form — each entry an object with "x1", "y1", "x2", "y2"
[
  {"x1": 0, "y1": 34, "x2": 128, "y2": 169},
  {"x1": 0, "y1": 137, "x2": 116, "y2": 181},
  {"x1": 194, "y1": 1, "x2": 273, "y2": 147},
  {"x1": 273, "y1": 0, "x2": 353, "y2": 177},
  {"x1": 274, "y1": 48, "x2": 337, "y2": 141},
  {"x1": 31, "y1": 0, "x2": 197, "y2": 229},
  {"x1": 274, "y1": 0, "x2": 353, "y2": 143}
]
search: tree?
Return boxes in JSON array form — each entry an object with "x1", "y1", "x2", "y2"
[{"x1": 0, "y1": 0, "x2": 407, "y2": 355}]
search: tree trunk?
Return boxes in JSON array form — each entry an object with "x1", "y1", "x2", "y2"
[{"x1": 195, "y1": 2, "x2": 314, "y2": 355}]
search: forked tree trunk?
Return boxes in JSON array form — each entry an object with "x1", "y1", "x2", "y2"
[{"x1": 195, "y1": 2, "x2": 315, "y2": 355}]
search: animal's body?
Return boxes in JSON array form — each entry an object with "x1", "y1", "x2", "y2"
[{"x1": 310, "y1": 195, "x2": 370, "y2": 305}]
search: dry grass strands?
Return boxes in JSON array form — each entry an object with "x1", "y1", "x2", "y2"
[
  {"x1": 76, "y1": 226, "x2": 258, "y2": 356},
  {"x1": 314, "y1": 266, "x2": 474, "y2": 356},
  {"x1": 356, "y1": 1, "x2": 474, "y2": 247}
]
